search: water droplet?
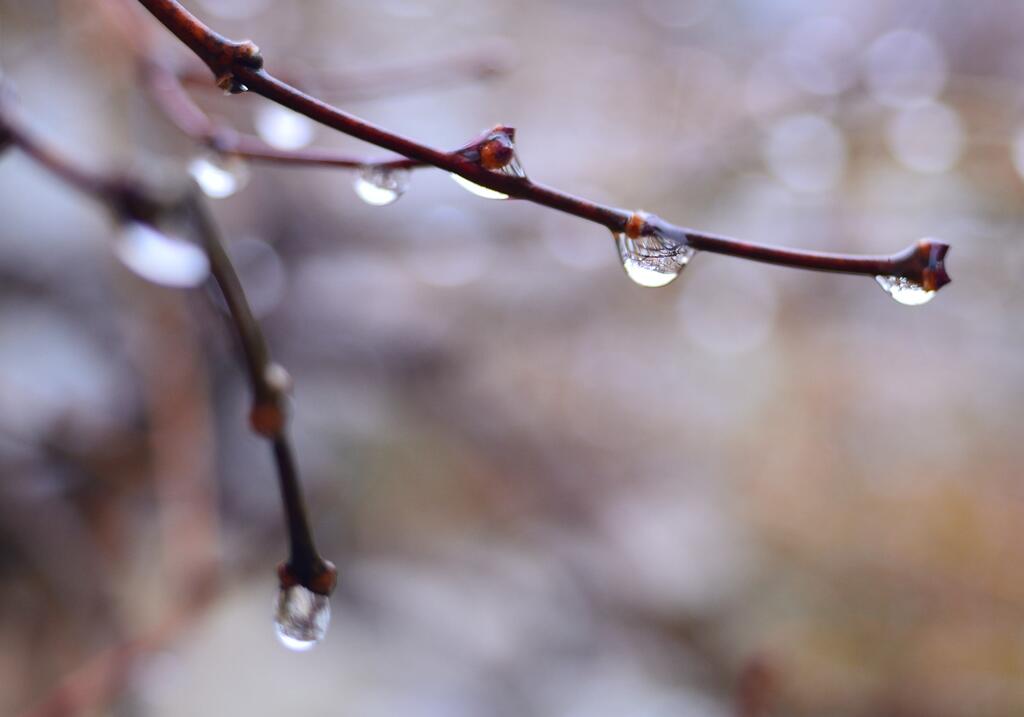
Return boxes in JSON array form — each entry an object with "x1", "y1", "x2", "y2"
[
  {"x1": 115, "y1": 222, "x2": 210, "y2": 288},
  {"x1": 254, "y1": 104, "x2": 315, "y2": 150},
  {"x1": 875, "y1": 275, "x2": 935, "y2": 306},
  {"x1": 615, "y1": 228, "x2": 695, "y2": 288},
  {"x1": 449, "y1": 174, "x2": 509, "y2": 200},
  {"x1": 274, "y1": 585, "x2": 330, "y2": 651},
  {"x1": 353, "y1": 165, "x2": 410, "y2": 206},
  {"x1": 449, "y1": 128, "x2": 527, "y2": 200},
  {"x1": 189, "y1": 154, "x2": 250, "y2": 199}
]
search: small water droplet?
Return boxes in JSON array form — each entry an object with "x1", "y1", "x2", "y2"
[
  {"x1": 874, "y1": 275, "x2": 935, "y2": 306},
  {"x1": 274, "y1": 585, "x2": 330, "y2": 651},
  {"x1": 189, "y1": 154, "x2": 250, "y2": 198},
  {"x1": 254, "y1": 105, "x2": 315, "y2": 150},
  {"x1": 615, "y1": 228, "x2": 695, "y2": 288},
  {"x1": 116, "y1": 222, "x2": 210, "y2": 288},
  {"x1": 353, "y1": 165, "x2": 410, "y2": 206}
]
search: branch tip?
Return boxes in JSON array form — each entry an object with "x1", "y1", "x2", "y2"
[
  {"x1": 914, "y1": 238, "x2": 951, "y2": 292},
  {"x1": 278, "y1": 558, "x2": 337, "y2": 596}
]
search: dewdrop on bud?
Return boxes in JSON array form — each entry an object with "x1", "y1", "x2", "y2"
[
  {"x1": 614, "y1": 212, "x2": 695, "y2": 288},
  {"x1": 450, "y1": 126, "x2": 526, "y2": 200}
]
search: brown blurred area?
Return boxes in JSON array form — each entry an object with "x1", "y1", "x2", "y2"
[{"x1": 1, "y1": 0, "x2": 1022, "y2": 715}]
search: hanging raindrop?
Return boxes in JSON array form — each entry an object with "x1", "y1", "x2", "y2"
[
  {"x1": 874, "y1": 275, "x2": 935, "y2": 306},
  {"x1": 189, "y1": 153, "x2": 250, "y2": 199},
  {"x1": 614, "y1": 213, "x2": 695, "y2": 288},
  {"x1": 274, "y1": 585, "x2": 330, "y2": 651},
  {"x1": 115, "y1": 222, "x2": 210, "y2": 288},
  {"x1": 254, "y1": 104, "x2": 315, "y2": 150},
  {"x1": 353, "y1": 165, "x2": 410, "y2": 206},
  {"x1": 449, "y1": 126, "x2": 526, "y2": 200}
]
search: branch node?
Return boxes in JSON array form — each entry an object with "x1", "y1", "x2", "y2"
[
  {"x1": 250, "y1": 401, "x2": 286, "y2": 438},
  {"x1": 233, "y1": 40, "x2": 264, "y2": 69},
  {"x1": 625, "y1": 210, "x2": 653, "y2": 239}
]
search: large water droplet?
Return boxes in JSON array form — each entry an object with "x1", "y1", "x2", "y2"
[
  {"x1": 254, "y1": 104, "x2": 315, "y2": 150},
  {"x1": 449, "y1": 130, "x2": 527, "y2": 200},
  {"x1": 615, "y1": 229, "x2": 695, "y2": 288},
  {"x1": 449, "y1": 174, "x2": 509, "y2": 199},
  {"x1": 189, "y1": 154, "x2": 250, "y2": 198},
  {"x1": 274, "y1": 585, "x2": 330, "y2": 651},
  {"x1": 353, "y1": 165, "x2": 410, "y2": 206},
  {"x1": 115, "y1": 222, "x2": 210, "y2": 288},
  {"x1": 875, "y1": 275, "x2": 935, "y2": 306}
]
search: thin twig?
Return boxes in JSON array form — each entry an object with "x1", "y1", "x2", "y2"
[
  {"x1": 0, "y1": 98, "x2": 335, "y2": 595},
  {"x1": 144, "y1": 61, "x2": 420, "y2": 170},
  {"x1": 135, "y1": 0, "x2": 951, "y2": 291}
]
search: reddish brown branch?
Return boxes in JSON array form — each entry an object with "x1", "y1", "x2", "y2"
[{"x1": 136, "y1": 0, "x2": 951, "y2": 290}]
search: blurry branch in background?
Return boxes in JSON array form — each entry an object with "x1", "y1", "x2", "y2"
[
  {"x1": 178, "y1": 43, "x2": 517, "y2": 101},
  {"x1": 0, "y1": 97, "x2": 335, "y2": 598},
  {"x1": 135, "y1": 0, "x2": 951, "y2": 294},
  {"x1": 17, "y1": 578, "x2": 212, "y2": 717}
]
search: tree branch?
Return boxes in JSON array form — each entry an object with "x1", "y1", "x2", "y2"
[
  {"x1": 0, "y1": 97, "x2": 335, "y2": 596},
  {"x1": 135, "y1": 0, "x2": 951, "y2": 290}
]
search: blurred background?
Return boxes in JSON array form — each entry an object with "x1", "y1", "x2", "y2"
[{"x1": 1, "y1": 0, "x2": 1022, "y2": 715}]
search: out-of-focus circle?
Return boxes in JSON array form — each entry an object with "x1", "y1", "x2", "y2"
[
  {"x1": 886, "y1": 101, "x2": 964, "y2": 174},
  {"x1": 863, "y1": 29, "x2": 947, "y2": 108},
  {"x1": 403, "y1": 206, "x2": 490, "y2": 288},
  {"x1": 784, "y1": 16, "x2": 859, "y2": 96},
  {"x1": 254, "y1": 105, "x2": 315, "y2": 151},
  {"x1": 1011, "y1": 126, "x2": 1024, "y2": 181},
  {"x1": 677, "y1": 259, "x2": 778, "y2": 356},
  {"x1": 763, "y1": 113, "x2": 847, "y2": 192}
]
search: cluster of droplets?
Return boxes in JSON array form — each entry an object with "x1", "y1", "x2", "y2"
[
  {"x1": 614, "y1": 213, "x2": 696, "y2": 288},
  {"x1": 274, "y1": 584, "x2": 331, "y2": 651},
  {"x1": 874, "y1": 274, "x2": 935, "y2": 306},
  {"x1": 353, "y1": 165, "x2": 411, "y2": 206},
  {"x1": 189, "y1": 153, "x2": 250, "y2": 199},
  {"x1": 351, "y1": 126, "x2": 527, "y2": 206}
]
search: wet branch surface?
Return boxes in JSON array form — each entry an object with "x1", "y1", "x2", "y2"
[{"x1": 136, "y1": 0, "x2": 950, "y2": 290}]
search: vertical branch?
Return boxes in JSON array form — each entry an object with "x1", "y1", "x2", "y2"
[{"x1": 184, "y1": 195, "x2": 335, "y2": 593}]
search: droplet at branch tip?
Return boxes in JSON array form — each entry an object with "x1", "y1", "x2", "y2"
[
  {"x1": 278, "y1": 558, "x2": 338, "y2": 596},
  {"x1": 274, "y1": 584, "x2": 330, "y2": 651}
]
